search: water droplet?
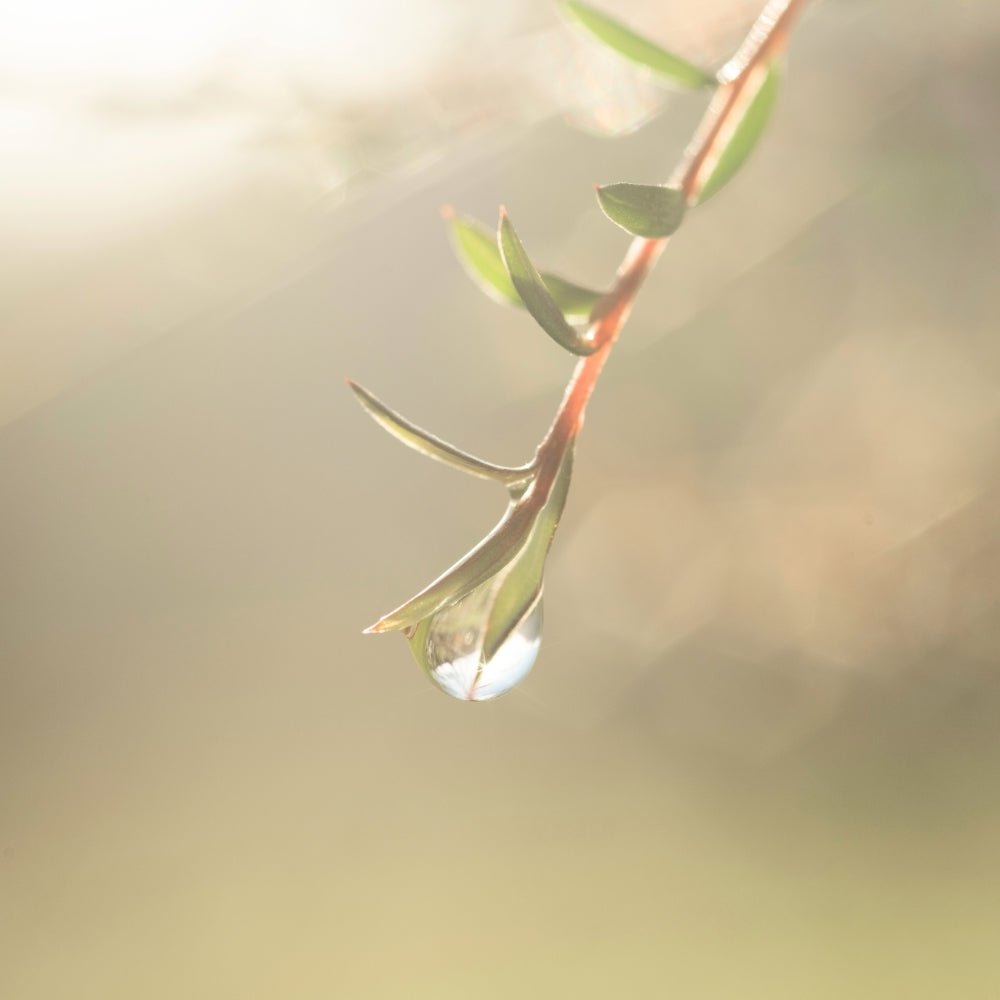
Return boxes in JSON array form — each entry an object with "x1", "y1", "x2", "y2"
[{"x1": 418, "y1": 592, "x2": 543, "y2": 702}]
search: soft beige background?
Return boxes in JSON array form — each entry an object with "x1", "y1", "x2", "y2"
[{"x1": 3, "y1": 1, "x2": 1000, "y2": 997}]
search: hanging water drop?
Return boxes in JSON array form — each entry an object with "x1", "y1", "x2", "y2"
[{"x1": 414, "y1": 590, "x2": 543, "y2": 702}]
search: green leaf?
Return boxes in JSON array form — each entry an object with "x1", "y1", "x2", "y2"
[
  {"x1": 481, "y1": 446, "x2": 574, "y2": 662},
  {"x1": 448, "y1": 214, "x2": 602, "y2": 319},
  {"x1": 368, "y1": 441, "x2": 575, "y2": 640},
  {"x1": 347, "y1": 379, "x2": 529, "y2": 486},
  {"x1": 596, "y1": 183, "x2": 687, "y2": 238},
  {"x1": 365, "y1": 497, "x2": 538, "y2": 634},
  {"x1": 563, "y1": 0, "x2": 713, "y2": 90},
  {"x1": 449, "y1": 214, "x2": 519, "y2": 306},
  {"x1": 698, "y1": 63, "x2": 781, "y2": 204},
  {"x1": 542, "y1": 273, "x2": 605, "y2": 319},
  {"x1": 498, "y1": 211, "x2": 598, "y2": 356}
]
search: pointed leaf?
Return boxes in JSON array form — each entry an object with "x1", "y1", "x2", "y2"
[
  {"x1": 563, "y1": 0, "x2": 713, "y2": 90},
  {"x1": 347, "y1": 380, "x2": 528, "y2": 486},
  {"x1": 365, "y1": 494, "x2": 537, "y2": 634},
  {"x1": 448, "y1": 214, "x2": 602, "y2": 319},
  {"x1": 596, "y1": 183, "x2": 687, "y2": 238},
  {"x1": 698, "y1": 63, "x2": 781, "y2": 204},
  {"x1": 481, "y1": 446, "x2": 574, "y2": 662},
  {"x1": 449, "y1": 214, "x2": 519, "y2": 306},
  {"x1": 498, "y1": 211, "x2": 598, "y2": 357},
  {"x1": 366, "y1": 440, "x2": 574, "y2": 638},
  {"x1": 542, "y1": 273, "x2": 605, "y2": 319}
]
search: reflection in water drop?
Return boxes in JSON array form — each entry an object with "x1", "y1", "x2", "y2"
[{"x1": 420, "y1": 594, "x2": 543, "y2": 702}]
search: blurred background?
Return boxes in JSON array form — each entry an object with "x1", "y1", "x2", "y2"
[{"x1": 3, "y1": 0, "x2": 1000, "y2": 996}]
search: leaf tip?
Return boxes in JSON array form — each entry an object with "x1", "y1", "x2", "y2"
[
  {"x1": 346, "y1": 379, "x2": 384, "y2": 423},
  {"x1": 440, "y1": 203, "x2": 455, "y2": 222},
  {"x1": 345, "y1": 377, "x2": 369, "y2": 404}
]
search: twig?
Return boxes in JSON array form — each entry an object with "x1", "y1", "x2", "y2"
[{"x1": 537, "y1": 0, "x2": 809, "y2": 476}]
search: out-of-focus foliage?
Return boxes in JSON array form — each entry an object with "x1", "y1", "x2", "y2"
[
  {"x1": 563, "y1": 0, "x2": 715, "y2": 89},
  {"x1": 699, "y1": 62, "x2": 781, "y2": 202}
]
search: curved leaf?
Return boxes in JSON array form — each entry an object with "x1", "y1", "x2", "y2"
[
  {"x1": 542, "y1": 273, "x2": 605, "y2": 319},
  {"x1": 698, "y1": 63, "x2": 781, "y2": 204},
  {"x1": 364, "y1": 498, "x2": 537, "y2": 634},
  {"x1": 596, "y1": 183, "x2": 687, "y2": 238},
  {"x1": 448, "y1": 214, "x2": 602, "y2": 319},
  {"x1": 498, "y1": 211, "x2": 598, "y2": 356},
  {"x1": 563, "y1": 0, "x2": 713, "y2": 90},
  {"x1": 347, "y1": 379, "x2": 528, "y2": 486},
  {"x1": 366, "y1": 441, "x2": 575, "y2": 640},
  {"x1": 481, "y1": 446, "x2": 574, "y2": 662}
]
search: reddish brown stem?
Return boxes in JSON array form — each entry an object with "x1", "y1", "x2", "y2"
[{"x1": 536, "y1": 0, "x2": 808, "y2": 472}]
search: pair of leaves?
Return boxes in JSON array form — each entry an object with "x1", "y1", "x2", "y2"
[
  {"x1": 448, "y1": 214, "x2": 601, "y2": 319},
  {"x1": 348, "y1": 378, "x2": 573, "y2": 643},
  {"x1": 563, "y1": 0, "x2": 714, "y2": 91},
  {"x1": 367, "y1": 445, "x2": 575, "y2": 644},
  {"x1": 449, "y1": 210, "x2": 601, "y2": 356}
]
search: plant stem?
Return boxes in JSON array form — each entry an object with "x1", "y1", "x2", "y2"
[{"x1": 536, "y1": 0, "x2": 809, "y2": 473}]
